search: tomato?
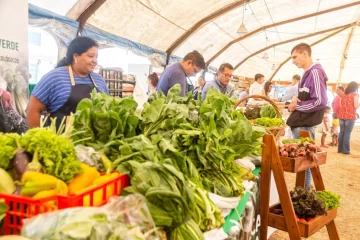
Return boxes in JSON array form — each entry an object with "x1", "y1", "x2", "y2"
[
  {"x1": 307, "y1": 218, "x2": 314, "y2": 222},
  {"x1": 298, "y1": 218, "x2": 307, "y2": 223}
]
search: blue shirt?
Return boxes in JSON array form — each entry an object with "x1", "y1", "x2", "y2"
[
  {"x1": 32, "y1": 67, "x2": 108, "y2": 113},
  {"x1": 202, "y1": 78, "x2": 234, "y2": 101},
  {"x1": 280, "y1": 84, "x2": 298, "y2": 102},
  {"x1": 157, "y1": 63, "x2": 187, "y2": 96}
]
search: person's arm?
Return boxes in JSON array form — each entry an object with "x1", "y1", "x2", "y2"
[
  {"x1": 280, "y1": 86, "x2": 295, "y2": 102},
  {"x1": 27, "y1": 71, "x2": 53, "y2": 128},
  {"x1": 354, "y1": 94, "x2": 359, "y2": 109},
  {"x1": 26, "y1": 96, "x2": 46, "y2": 128},
  {"x1": 296, "y1": 68, "x2": 327, "y2": 113}
]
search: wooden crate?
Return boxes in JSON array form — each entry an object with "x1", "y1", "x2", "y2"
[
  {"x1": 280, "y1": 152, "x2": 327, "y2": 173},
  {"x1": 269, "y1": 204, "x2": 337, "y2": 238}
]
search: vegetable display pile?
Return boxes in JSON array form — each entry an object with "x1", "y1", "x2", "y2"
[
  {"x1": 255, "y1": 117, "x2": 284, "y2": 127},
  {"x1": 259, "y1": 105, "x2": 277, "y2": 118},
  {"x1": 243, "y1": 106, "x2": 261, "y2": 120},
  {"x1": 0, "y1": 122, "x2": 82, "y2": 183},
  {"x1": 279, "y1": 140, "x2": 321, "y2": 158},
  {"x1": 290, "y1": 187, "x2": 327, "y2": 221},
  {"x1": 270, "y1": 187, "x2": 334, "y2": 222},
  {"x1": 69, "y1": 85, "x2": 266, "y2": 237}
]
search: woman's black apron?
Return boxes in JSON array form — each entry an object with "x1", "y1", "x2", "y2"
[{"x1": 45, "y1": 66, "x2": 98, "y2": 130}]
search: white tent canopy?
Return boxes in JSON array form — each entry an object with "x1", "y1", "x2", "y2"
[{"x1": 29, "y1": 0, "x2": 360, "y2": 83}]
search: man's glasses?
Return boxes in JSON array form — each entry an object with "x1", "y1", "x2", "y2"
[{"x1": 221, "y1": 71, "x2": 233, "y2": 79}]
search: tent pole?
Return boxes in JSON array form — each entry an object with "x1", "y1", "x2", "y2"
[{"x1": 337, "y1": 25, "x2": 356, "y2": 84}]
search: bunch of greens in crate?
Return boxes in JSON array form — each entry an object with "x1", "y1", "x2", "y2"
[
  {"x1": 260, "y1": 105, "x2": 277, "y2": 118},
  {"x1": 290, "y1": 187, "x2": 326, "y2": 220}
]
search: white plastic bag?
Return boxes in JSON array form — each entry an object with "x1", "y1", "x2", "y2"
[
  {"x1": 234, "y1": 158, "x2": 256, "y2": 171},
  {"x1": 208, "y1": 193, "x2": 241, "y2": 217},
  {"x1": 203, "y1": 227, "x2": 228, "y2": 240}
]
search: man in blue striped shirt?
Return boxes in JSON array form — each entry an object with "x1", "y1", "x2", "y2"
[{"x1": 27, "y1": 37, "x2": 108, "y2": 129}]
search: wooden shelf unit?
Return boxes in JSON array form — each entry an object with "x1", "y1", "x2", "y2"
[{"x1": 260, "y1": 131, "x2": 339, "y2": 240}]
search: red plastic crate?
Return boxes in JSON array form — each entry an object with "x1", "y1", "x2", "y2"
[{"x1": 0, "y1": 173, "x2": 129, "y2": 235}]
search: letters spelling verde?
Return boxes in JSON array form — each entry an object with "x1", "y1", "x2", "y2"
[{"x1": 0, "y1": 39, "x2": 19, "y2": 51}]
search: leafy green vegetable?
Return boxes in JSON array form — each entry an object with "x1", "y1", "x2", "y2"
[
  {"x1": 282, "y1": 137, "x2": 315, "y2": 144},
  {"x1": 244, "y1": 106, "x2": 261, "y2": 120},
  {"x1": 256, "y1": 117, "x2": 284, "y2": 127},
  {"x1": 316, "y1": 190, "x2": 340, "y2": 210},
  {"x1": 260, "y1": 105, "x2": 277, "y2": 118},
  {"x1": 120, "y1": 161, "x2": 209, "y2": 239},
  {"x1": 0, "y1": 133, "x2": 20, "y2": 170},
  {"x1": 290, "y1": 187, "x2": 326, "y2": 220},
  {"x1": 20, "y1": 128, "x2": 82, "y2": 183}
]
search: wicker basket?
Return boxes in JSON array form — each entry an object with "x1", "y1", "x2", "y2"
[{"x1": 234, "y1": 95, "x2": 285, "y2": 140}]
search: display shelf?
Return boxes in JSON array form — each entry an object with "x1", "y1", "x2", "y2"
[{"x1": 260, "y1": 131, "x2": 339, "y2": 240}]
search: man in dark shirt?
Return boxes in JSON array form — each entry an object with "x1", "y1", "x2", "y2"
[{"x1": 157, "y1": 50, "x2": 205, "y2": 96}]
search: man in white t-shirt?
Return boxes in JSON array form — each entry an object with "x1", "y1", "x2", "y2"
[{"x1": 249, "y1": 73, "x2": 265, "y2": 102}]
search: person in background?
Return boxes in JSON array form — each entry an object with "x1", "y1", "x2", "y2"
[
  {"x1": 238, "y1": 87, "x2": 250, "y2": 106},
  {"x1": 329, "y1": 112, "x2": 340, "y2": 147},
  {"x1": 280, "y1": 74, "x2": 301, "y2": 103},
  {"x1": 332, "y1": 86, "x2": 345, "y2": 115},
  {"x1": 201, "y1": 63, "x2": 235, "y2": 101},
  {"x1": 147, "y1": 73, "x2": 159, "y2": 96},
  {"x1": 27, "y1": 37, "x2": 109, "y2": 129},
  {"x1": 262, "y1": 81, "x2": 279, "y2": 101},
  {"x1": 317, "y1": 106, "x2": 331, "y2": 148},
  {"x1": 0, "y1": 89, "x2": 27, "y2": 134},
  {"x1": 193, "y1": 76, "x2": 206, "y2": 100},
  {"x1": 286, "y1": 43, "x2": 328, "y2": 188},
  {"x1": 248, "y1": 73, "x2": 265, "y2": 102},
  {"x1": 157, "y1": 50, "x2": 205, "y2": 96},
  {"x1": 338, "y1": 81, "x2": 359, "y2": 155}
]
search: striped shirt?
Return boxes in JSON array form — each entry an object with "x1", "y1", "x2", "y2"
[{"x1": 32, "y1": 67, "x2": 108, "y2": 113}]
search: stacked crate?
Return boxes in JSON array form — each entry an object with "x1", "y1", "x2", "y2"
[{"x1": 99, "y1": 68, "x2": 136, "y2": 97}]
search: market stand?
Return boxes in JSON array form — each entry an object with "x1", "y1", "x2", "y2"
[{"x1": 260, "y1": 131, "x2": 339, "y2": 240}]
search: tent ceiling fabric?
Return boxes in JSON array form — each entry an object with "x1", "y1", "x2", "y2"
[{"x1": 30, "y1": 0, "x2": 360, "y2": 83}]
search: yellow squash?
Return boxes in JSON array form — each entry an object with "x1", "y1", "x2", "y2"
[
  {"x1": 20, "y1": 171, "x2": 68, "y2": 196},
  {"x1": 82, "y1": 172, "x2": 120, "y2": 206},
  {"x1": 68, "y1": 163, "x2": 100, "y2": 195}
]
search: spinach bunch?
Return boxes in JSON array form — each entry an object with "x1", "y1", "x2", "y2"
[{"x1": 72, "y1": 90, "x2": 140, "y2": 158}]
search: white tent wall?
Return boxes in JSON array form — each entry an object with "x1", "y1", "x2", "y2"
[{"x1": 28, "y1": 0, "x2": 360, "y2": 83}]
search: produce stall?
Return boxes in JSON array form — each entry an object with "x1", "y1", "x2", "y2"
[
  {"x1": 0, "y1": 85, "x2": 266, "y2": 239},
  {"x1": 0, "y1": 85, "x2": 340, "y2": 240}
]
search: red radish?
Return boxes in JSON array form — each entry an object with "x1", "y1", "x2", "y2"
[{"x1": 281, "y1": 151, "x2": 289, "y2": 157}]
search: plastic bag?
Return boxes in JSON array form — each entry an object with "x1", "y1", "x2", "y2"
[
  {"x1": 234, "y1": 158, "x2": 256, "y2": 171},
  {"x1": 208, "y1": 193, "x2": 241, "y2": 218},
  {"x1": 74, "y1": 145, "x2": 103, "y2": 171},
  {"x1": 21, "y1": 194, "x2": 161, "y2": 240}
]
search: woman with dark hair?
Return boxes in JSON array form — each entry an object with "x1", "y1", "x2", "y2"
[
  {"x1": 147, "y1": 72, "x2": 159, "y2": 96},
  {"x1": 27, "y1": 37, "x2": 109, "y2": 129},
  {"x1": 338, "y1": 81, "x2": 359, "y2": 155},
  {"x1": 262, "y1": 81, "x2": 278, "y2": 101}
]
